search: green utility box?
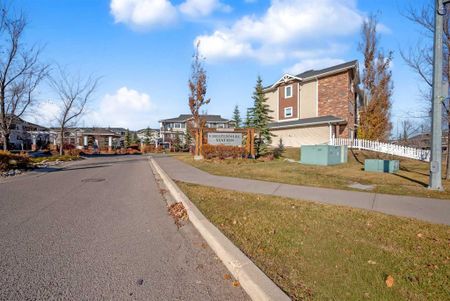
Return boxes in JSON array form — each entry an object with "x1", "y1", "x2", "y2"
[
  {"x1": 364, "y1": 159, "x2": 399, "y2": 173},
  {"x1": 300, "y1": 145, "x2": 348, "y2": 166}
]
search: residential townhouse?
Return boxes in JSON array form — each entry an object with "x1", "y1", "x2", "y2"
[
  {"x1": 159, "y1": 114, "x2": 233, "y2": 143},
  {"x1": 0, "y1": 116, "x2": 53, "y2": 150},
  {"x1": 136, "y1": 128, "x2": 160, "y2": 145},
  {"x1": 52, "y1": 127, "x2": 128, "y2": 150},
  {"x1": 264, "y1": 60, "x2": 362, "y2": 147}
]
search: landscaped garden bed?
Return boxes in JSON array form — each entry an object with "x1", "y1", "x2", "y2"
[
  {"x1": 0, "y1": 150, "x2": 84, "y2": 177},
  {"x1": 0, "y1": 151, "x2": 31, "y2": 173},
  {"x1": 178, "y1": 182, "x2": 450, "y2": 301}
]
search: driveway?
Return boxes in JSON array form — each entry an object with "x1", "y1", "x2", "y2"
[{"x1": 0, "y1": 155, "x2": 249, "y2": 300}]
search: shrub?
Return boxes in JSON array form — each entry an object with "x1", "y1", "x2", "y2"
[
  {"x1": 63, "y1": 143, "x2": 76, "y2": 150},
  {"x1": 273, "y1": 138, "x2": 285, "y2": 159},
  {"x1": 0, "y1": 151, "x2": 30, "y2": 171},
  {"x1": 126, "y1": 148, "x2": 141, "y2": 155},
  {"x1": 202, "y1": 144, "x2": 246, "y2": 159},
  {"x1": 63, "y1": 148, "x2": 82, "y2": 156},
  {"x1": 141, "y1": 145, "x2": 164, "y2": 153}
]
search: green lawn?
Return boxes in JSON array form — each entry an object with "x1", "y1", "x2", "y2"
[
  {"x1": 173, "y1": 149, "x2": 450, "y2": 200},
  {"x1": 30, "y1": 155, "x2": 81, "y2": 163},
  {"x1": 178, "y1": 182, "x2": 450, "y2": 301}
]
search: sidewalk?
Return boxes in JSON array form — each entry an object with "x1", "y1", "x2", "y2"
[{"x1": 153, "y1": 156, "x2": 450, "y2": 226}]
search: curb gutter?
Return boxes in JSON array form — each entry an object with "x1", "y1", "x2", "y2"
[{"x1": 150, "y1": 157, "x2": 291, "y2": 301}]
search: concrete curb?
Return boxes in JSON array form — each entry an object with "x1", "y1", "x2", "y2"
[{"x1": 149, "y1": 157, "x2": 291, "y2": 301}]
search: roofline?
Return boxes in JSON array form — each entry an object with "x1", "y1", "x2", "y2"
[
  {"x1": 159, "y1": 116, "x2": 230, "y2": 123},
  {"x1": 270, "y1": 74, "x2": 303, "y2": 89},
  {"x1": 269, "y1": 119, "x2": 346, "y2": 130},
  {"x1": 302, "y1": 62, "x2": 358, "y2": 82},
  {"x1": 264, "y1": 60, "x2": 358, "y2": 92}
]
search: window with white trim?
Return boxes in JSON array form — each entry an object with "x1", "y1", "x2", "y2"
[
  {"x1": 285, "y1": 85, "x2": 293, "y2": 98},
  {"x1": 284, "y1": 107, "x2": 293, "y2": 118}
]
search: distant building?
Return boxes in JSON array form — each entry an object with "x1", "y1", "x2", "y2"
[
  {"x1": 136, "y1": 128, "x2": 160, "y2": 145},
  {"x1": 159, "y1": 114, "x2": 233, "y2": 144},
  {"x1": 263, "y1": 60, "x2": 362, "y2": 147},
  {"x1": 398, "y1": 131, "x2": 448, "y2": 152},
  {"x1": 0, "y1": 116, "x2": 53, "y2": 150},
  {"x1": 52, "y1": 127, "x2": 128, "y2": 150}
]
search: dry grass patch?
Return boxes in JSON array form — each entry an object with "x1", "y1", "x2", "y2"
[
  {"x1": 178, "y1": 182, "x2": 450, "y2": 301},
  {"x1": 173, "y1": 149, "x2": 450, "y2": 199}
]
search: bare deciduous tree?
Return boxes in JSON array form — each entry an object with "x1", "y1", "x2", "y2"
[
  {"x1": 399, "y1": 119, "x2": 420, "y2": 144},
  {"x1": 49, "y1": 66, "x2": 99, "y2": 155},
  {"x1": 188, "y1": 41, "x2": 210, "y2": 157},
  {"x1": 358, "y1": 14, "x2": 393, "y2": 141},
  {"x1": 401, "y1": 3, "x2": 450, "y2": 178},
  {"x1": 0, "y1": 5, "x2": 49, "y2": 150}
]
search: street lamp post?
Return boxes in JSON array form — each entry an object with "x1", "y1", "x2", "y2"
[{"x1": 430, "y1": 0, "x2": 450, "y2": 190}]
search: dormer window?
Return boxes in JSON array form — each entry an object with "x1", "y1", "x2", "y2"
[{"x1": 285, "y1": 85, "x2": 293, "y2": 98}]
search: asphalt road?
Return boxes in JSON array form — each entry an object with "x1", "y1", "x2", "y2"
[{"x1": 0, "y1": 155, "x2": 249, "y2": 300}]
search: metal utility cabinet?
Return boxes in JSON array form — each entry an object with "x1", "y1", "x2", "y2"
[
  {"x1": 364, "y1": 159, "x2": 399, "y2": 173},
  {"x1": 300, "y1": 145, "x2": 348, "y2": 166}
]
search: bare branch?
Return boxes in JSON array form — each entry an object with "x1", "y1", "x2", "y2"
[
  {"x1": 0, "y1": 4, "x2": 48, "y2": 150},
  {"x1": 49, "y1": 64, "x2": 100, "y2": 155}
]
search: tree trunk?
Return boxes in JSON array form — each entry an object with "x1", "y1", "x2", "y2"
[
  {"x1": 59, "y1": 127, "x2": 64, "y2": 156},
  {"x1": 446, "y1": 119, "x2": 450, "y2": 180},
  {"x1": 2, "y1": 132, "x2": 8, "y2": 151}
]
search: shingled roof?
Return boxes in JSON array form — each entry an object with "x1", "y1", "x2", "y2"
[
  {"x1": 268, "y1": 115, "x2": 346, "y2": 129},
  {"x1": 265, "y1": 60, "x2": 358, "y2": 90},
  {"x1": 159, "y1": 114, "x2": 229, "y2": 123},
  {"x1": 294, "y1": 60, "x2": 358, "y2": 79}
]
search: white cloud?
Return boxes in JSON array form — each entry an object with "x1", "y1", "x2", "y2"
[
  {"x1": 284, "y1": 58, "x2": 346, "y2": 75},
  {"x1": 110, "y1": 0, "x2": 231, "y2": 28},
  {"x1": 88, "y1": 87, "x2": 157, "y2": 129},
  {"x1": 34, "y1": 87, "x2": 158, "y2": 129},
  {"x1": 195, "y1": 0, "x2": 363, "y2": 63},
  {"x1": 179, "y1": 0, "x2": 231, "y2": 18},
  {"x1": 110, "y1": 0, "x2": 177, "y2": 28},
  {"x1": 34, "y1": 101, "x2": 61, "y2": 126},
  {"x1": 196, "y1": 31, "x2": 254, "y2": 58}
]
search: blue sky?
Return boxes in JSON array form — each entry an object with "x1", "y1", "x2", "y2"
[{"x1": 17, "y1": 0, "x2": 430, "y2": 133}]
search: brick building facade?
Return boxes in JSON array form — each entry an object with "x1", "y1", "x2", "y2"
[{"x1": 264, "y1": 61, "x2": 360, "y2": 147}]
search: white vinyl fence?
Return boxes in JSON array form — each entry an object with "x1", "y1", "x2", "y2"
[{"x1": 329, "y1": 138, "x2": 431, "y2": 162}]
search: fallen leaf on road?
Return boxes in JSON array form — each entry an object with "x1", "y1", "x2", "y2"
[
  {"x1": 168, "y1": 202, "x2": 188, "y2": 228},
  {"x1": 385, "y1": 275, "x2": 394, "y2": 287}
]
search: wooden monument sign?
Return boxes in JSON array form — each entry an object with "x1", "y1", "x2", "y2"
[{"x1": 193, "y1": 127, "x2": 255, "y2": 158}]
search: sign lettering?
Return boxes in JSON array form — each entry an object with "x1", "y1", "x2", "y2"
[{"x1": 207, "y1": 132, "x2": 242, "y2": 146}]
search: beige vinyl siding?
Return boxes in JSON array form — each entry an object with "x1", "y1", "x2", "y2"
[
  {"x1": 265, "y1": 89, "x2": 278, "y2": 121},
  {"x1": 270, "y1": 125, "x2": 329, "y2": 147},
  {"x1": 299, "y1": 81, "x2": 317, "y2": 119}
]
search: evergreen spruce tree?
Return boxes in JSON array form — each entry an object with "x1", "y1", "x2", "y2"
[
  {"x1": 184, "y1": 127, "x2": 192, "y2": 150},
  {"x1": 231, "y1": 105, "x2": 242, "y2": 128},
  {"x1": 144, "y1": 127, "x2": 151, "y2": 145},
  {"x1": 131, "y1": 132, "x2": 139, "y2": 144},
  {"x1": 251, "y1": 76, "x2": 273, "y2": 157},
  {"x1": 173, "y1": 132, "x2": 182, "y2": 152},
  {"x1": 273, "y1": 138, "x2": 285, "y2": 158},
  {"x1": 124, "y1": 129, "x2": 131, "y2": 147},
  {"x1": 244, "y1": 107, "x2": 253, "y2": 128}
]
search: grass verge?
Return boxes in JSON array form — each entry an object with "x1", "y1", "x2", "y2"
[
  {"x1": 178, "y1": 182, "x2": 450, "y2": 300},
  {"x1": 173, "y1": 149, "x2": 450, "y2": 200},
  {"x1": 29, "y1": 155, "x2": 82, "y2": 163}
]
